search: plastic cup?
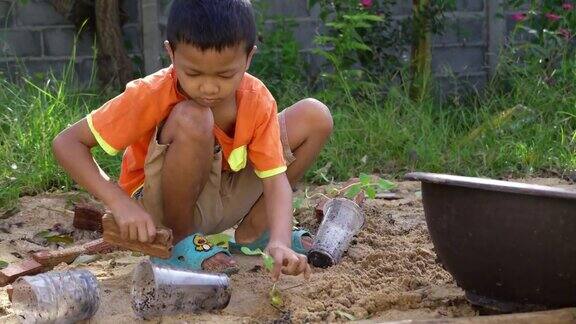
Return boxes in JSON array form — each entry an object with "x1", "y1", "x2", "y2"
[
  {"x1": 11, "y1": 269, "x2": 100, "y2": 324},
  {"x1": 308, "y1": 198, "x2": 364, "y2": 268},
  {"x1": 131, "y1": 259, "x2": 231, "y2": 319}
]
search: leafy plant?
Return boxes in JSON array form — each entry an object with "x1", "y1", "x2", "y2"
[
  {"x1": 240, "y1": 246, "x2": 284, "y2": 308},
  {"x1": 344, "y1": 173, "x2": 395, "y2": 199},
  {"x1": 0, "y1": 260, "x2": 8, "y2": 270}
]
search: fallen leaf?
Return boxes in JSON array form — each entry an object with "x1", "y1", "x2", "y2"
[
  {"x1": 72, "y1": 254, "x2": 101, "y2": 265},
  {"x1": 45, "y1": 235, "x2": 74, "y2": 245},
  {"x1": 335, "y1": 310, "x2": 356, "y2": 321}
]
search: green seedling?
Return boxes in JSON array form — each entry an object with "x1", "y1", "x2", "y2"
[
  {"x1": 240, "y1": 246, "x2": 284, "y2": 308},
  {"x1": 0, "y1": 260, "x2": 8, "y2": 269},
  {"x1": 270, "y1": 283, "x2": 284, "y2": 309},
  {"x1": 240, "y1": 247, "x2": 274, "y2": 271},
  {"x1": 345, "y1": 173, "x2": 395, "y2": 199}
]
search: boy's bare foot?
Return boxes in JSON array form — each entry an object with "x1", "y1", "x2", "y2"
[
  {"x1": 202, "y1": 252, "x2": 237, "y2": 271},
  {"x1": 301, "y1": 235, "x2": 313, "y2": 250}
]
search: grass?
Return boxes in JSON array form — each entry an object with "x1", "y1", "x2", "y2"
[
  {"x1": 0, "y1": 63, "x2": 121, "y2": 210},
  {"x1": 1, "y1": 50, "x2": 576, "y2": 210}
]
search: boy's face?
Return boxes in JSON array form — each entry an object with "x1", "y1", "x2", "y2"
[{"x1": 166, "y1": 41, "x2": 255, "y2": 108}]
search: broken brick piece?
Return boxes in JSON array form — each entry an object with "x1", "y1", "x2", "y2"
[
  {"x1": 73, "y1": 203, "x2": 104, "y2": 232},
  {"x1": 83, "y1": 238, "x2": 115, "y2": 254},
  {"x1": 102, "y1": 214, "x2": 173, "y2": 259},
  {"x1": 32, "y1": 245, "x2": 86, "y2": 268},
  {"x1": 0, "y1": 259, "x2": 44, "y2": 287},
  {"x1": 31, "y1": 238, "x2": 116, "y2": 268}
]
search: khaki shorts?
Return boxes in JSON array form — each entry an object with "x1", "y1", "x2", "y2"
[{"x1": 132, "y1": 112, "x2": 295, "y2": 235}]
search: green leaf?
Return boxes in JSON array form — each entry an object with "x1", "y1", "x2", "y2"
[
  {"x1": 206, "y1": 233, "x2": 233, "y2": 248},
  {"x1": 45, "y1": 235, "x2": 74, "y2": 245},
  {"x1": 262, "y1": 253, "x2": 274, "y2": 272},
  {"x1": 270, "y1": 284, "x2": 284, "y2": 308},
  {"x1": 378, "y1": 179, "x2": 396, "y2": 191},
  {"x1": 335, "y1": 310, "x2": 356, "y2": 321},
  {"x1": 345, "y1": 183, "x2": 362, "y2": 199},
  {"x1": 35, "y1": 229, "x2": 53, "y2": 238},
  {"x1": 359, "y1": 173, "x2": 371, "y2": 185},
  {"x1": 240, "y1": 246, "x2": 263, "y2": 256},
  {"x1": 0, "y1": 260, "x2": 8, "y2": 269},
  {"x1": 365, "y1": 186, "x2": 377, "y2": 199}
]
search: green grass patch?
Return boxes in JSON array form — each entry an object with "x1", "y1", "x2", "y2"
[{"x1": 1, "y1": 52, "x2": 576, "y2": 209}]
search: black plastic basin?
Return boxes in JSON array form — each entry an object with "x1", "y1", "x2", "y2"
[{"x1": 405, "y1": 172, "x2": 576, "y2": 312}]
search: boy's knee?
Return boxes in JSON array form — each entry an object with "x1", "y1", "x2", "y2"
[
  {"x1": 300, "y1": 98, "x2": 333, "y2": 135},
  {"x1": 169, "y1": 101, "x2": 214, "y2": 142}
]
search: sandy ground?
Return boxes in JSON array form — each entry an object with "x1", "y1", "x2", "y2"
[{"x1": 0, "y1": 177, "x2": 572, "y2": 323}]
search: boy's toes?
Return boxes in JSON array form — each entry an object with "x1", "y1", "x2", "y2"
[
  {"x1": 301, "y1": 235, "x2": 313, "y2": 250},
  {"x1": 201, "y1": 252, "x2": 237, "y2": 272}
]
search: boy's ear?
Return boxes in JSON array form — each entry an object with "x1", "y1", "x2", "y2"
[
  {"x1": 245, "y1": 46, "x2": 257, "y2": 71},
  {"x1": 164, "y1": 40, "x2": 175, "y2": 64}
]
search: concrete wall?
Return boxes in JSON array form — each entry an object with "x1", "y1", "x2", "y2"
[
  {"x1": 0, "y1": 0, "x2": 142, "y2": 83},
  {"x1": 0, "y1": 0, "x2": 514, "y2": 93}
]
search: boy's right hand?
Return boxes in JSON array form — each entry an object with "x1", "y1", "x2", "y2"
[{"x1": 110, "y1": 199, "x2": 157, "y2": 243}]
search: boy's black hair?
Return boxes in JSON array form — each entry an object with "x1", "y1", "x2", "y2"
[{"x1": 167, "y1": 0, "x2": 256, "y2": 54}]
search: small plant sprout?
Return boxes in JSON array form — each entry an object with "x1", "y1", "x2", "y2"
[
  {"x1": 240, "y1": 247, "x2": 284, "y2": 308},
  {"x1": 344, "y1": 173, "x2": 395, "y2": 199},
  {"x1": 304, "y1": 174, "x2": 396, "y2": 201}
]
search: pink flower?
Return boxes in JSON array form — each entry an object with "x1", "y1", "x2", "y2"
[
  {"x1": 360, "y1": 0, "x2": 373, "y2": 8},
  {"x1": 558, "y1": 28, "x2": 572, "y2": 39},
  {"x1": 562, "y1": 3, "x2": 574, "y2": 11},
  {"x1": 511, "y1": 12, "x2": 527, "y2": 21},
  {"x1": 545, "y1": 12, "x2": 562, "y2": 21}
]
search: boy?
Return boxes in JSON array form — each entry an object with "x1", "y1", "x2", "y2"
[{"x1": 53, "y1": 0, "x2": 332, "y2": 280}]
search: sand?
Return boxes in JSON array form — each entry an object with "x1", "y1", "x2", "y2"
[{"x1": 0, "y1": 177, "x2": 571, "y2": 323}]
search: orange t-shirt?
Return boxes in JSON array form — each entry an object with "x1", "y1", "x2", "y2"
[{"x1": 87, "y1": 66, "x2": 286, "y2": 195}]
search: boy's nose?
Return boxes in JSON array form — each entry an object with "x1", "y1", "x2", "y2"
[{"x1": 200, "y1": 82, "x2": 219, "y2": 96}]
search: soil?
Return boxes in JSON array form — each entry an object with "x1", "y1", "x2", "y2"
[{"x1": 0, "y1": 177, "x2": 572, "y2": 323}]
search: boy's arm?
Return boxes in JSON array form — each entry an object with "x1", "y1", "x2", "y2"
[
  {"x1": 262, "y1": 173, "x2": 311, "y2": 281},
  {"x1": 52, "y1": 118, "x2": 156, "y2": 243}
]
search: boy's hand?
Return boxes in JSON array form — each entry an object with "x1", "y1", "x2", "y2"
[
  {"x1": 266, "y1": 241, "x2": 311, "y2": 281},
  {"x1": 110, "y1": 199, "x2": 157, "y2": 243}
]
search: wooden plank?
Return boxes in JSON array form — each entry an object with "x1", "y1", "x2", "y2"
[{"x1": 102, "y1": 214, "x2": 173, "y2": 259}]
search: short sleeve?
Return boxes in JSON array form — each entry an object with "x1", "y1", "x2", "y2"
[
  {"x1": 87, "y1": 79, "x2": 164, "y2": 155},
  {"x1": 248, "y1": 96, "x2": 287, "y2": 178}
]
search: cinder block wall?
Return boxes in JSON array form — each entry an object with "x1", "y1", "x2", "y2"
[
  {"x1": 0, "y1": 0, "x2": 516, "y2": 92},
  {"x1": 0, "y1": 0, "x2": 142, "y2": 83},
  {"x1": 156, "y1": 0, "x2": 503, "y2": 92}
]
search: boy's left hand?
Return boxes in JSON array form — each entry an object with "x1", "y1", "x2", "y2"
[{"x1": 266, "y1": 241, "x2": 311, "y2": 281}]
